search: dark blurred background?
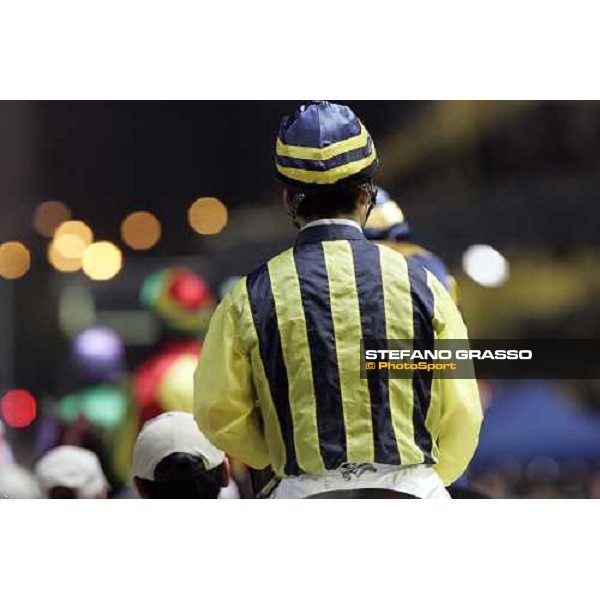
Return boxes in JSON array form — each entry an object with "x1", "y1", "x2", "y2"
[{"x1": 1, "y1": 101, "x2": 600, "y2": 497}]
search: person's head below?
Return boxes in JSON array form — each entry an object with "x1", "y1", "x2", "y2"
[
  {"x1": 275, "y1": 101, "x2": 379, "y2": 229},
  {"x1": 132, "y1": 411, "x2": 229, "y2": 499},
  {"x1": 35, "y1": 445, "x2": 109, "y2": 499}
]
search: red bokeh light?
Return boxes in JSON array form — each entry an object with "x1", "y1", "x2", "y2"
[
  {"x1": 0, "y1": 389, "x2": 37, "y2": 428},
  {"x1": 169, "y1": 272, "x2": 211, "y2": 309}
]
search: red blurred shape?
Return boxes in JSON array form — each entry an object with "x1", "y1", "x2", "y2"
[
  {"x1": 1, "y1": 389, "x2": 37, "y2": 428},
  {"x1": 169, "y1": 272, "x2": 210, "y2": 309},
  {"x1": 132, "y1": 341, "x2": 200, "y2": 423}
]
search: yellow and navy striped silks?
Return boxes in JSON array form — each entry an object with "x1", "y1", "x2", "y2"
[
  {"x1": 194, "y1": 224, "x2": 482, "y2": 485},
  {"x1": 275, "y1": 101, "x2": 379, "y2": 188}
]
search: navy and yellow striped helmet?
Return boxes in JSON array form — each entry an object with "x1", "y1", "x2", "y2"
[{"x1": 275, "y1": 101, "x2": 379, "y2": 191}]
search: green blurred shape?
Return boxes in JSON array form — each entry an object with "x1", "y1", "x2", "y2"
[
  {"x1": 140, "y1": 269, "x2": 167, "y2": 309},
  {"x1": 59, "y1": 385, "x2": 128, "y2": 429}
]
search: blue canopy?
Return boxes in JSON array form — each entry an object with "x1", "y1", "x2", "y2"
[{"x1": 471, "y1": 380, "x2": 600, "y2": 469}]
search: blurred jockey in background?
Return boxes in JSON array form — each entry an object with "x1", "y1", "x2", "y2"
[
  {"x1": 133, "y1": 267, "x2": 215, "y2": 424},
  {"x1": 132, "y1": 412, "x2": 236, "y2": 499},
  {"x1": 364, "y1": 188, "x2": 458, "y2": 302},
  {"x1": 0, "y1": 464, "x2": 42, "y2": 499},
  {"x1": 195, "y1": 101, "x2": 482, "y2": 499},
  {"x1": 35, "y1": 445, "x2": 109, "y2": 499}
]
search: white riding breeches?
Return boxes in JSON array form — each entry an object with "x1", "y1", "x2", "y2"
[{"x1": 269, "y1": 463, "x2": 451, "y2": 499}]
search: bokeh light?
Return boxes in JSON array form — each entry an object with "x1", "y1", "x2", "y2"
[
  {"x1": 120, "y1": 211, "x2": 161, "y2": 250},
  {"x1": 74, "y1": 326, "x2": 123, "y2": 364},
  {"x1": 0, "y1": 390, "x2": 37, "y2": 428},
  {"x1": 462, "y1": 244, "x2": 510, "y2": 287},
  {"x1": 0, "y1": 242, "x2": 31, "y2": 279},
  {"x1": 188, "y1": 197, "x2": 228, "y2": 234},
  {"x1": 81, "y1": 386, "x2": 127, "y2": 429},
  {"x1": 58, "y1": 285, "x2": 95, "y2": 335},
  {"x1": 54, "y1": 220, "x2": 93, "y2": 248},
  {"x1": 158, "y1": 354, "x2": 197, "y2": 413},
  {"x1": 33, "y1": 200, "x2": 72, "y2": 237},
  {"x1": 73, "y1": 326, "x2": 124, "y2": 380},
  {"x1": 49, "y1": 220, "x2": 94, "y2": 272},
  {"x1": 82, "y1": 241, "x2": 123, "y2": 281},
  {"x1": 169, "y1": 271, "x2": 211, "y2": 309},
  {"x1": 54, "y1": 234, "x2": 88, "y2": 259},
  {"x1": 47, "y1": 240, "x2": 82, "y2": 272}
]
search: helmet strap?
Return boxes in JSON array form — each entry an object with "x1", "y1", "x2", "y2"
[
  {"x1": 360, "y1": 181, "x2": 377, "y2": 227},
  {"x1": 285, "y1": 191, "x2": 306, "y2": 229}
]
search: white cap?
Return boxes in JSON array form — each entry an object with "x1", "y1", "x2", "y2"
[
  {"x1": 35, "y1": 446, "x2": 108, "y2": 499},
  {"x1": 0, "y1": 464, "x2": 42, "y2": 499},
  {"x1": 133, "y1": 412, "x2": 225, "y2": 481},
  {"x1": 0, "y1": 420, "x2": 13, "y2": 466}
]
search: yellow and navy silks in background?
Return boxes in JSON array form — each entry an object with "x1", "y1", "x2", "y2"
[
  {"x1": 364, "y1": 188, "x2": 459, "y2": 303},
  {"x1": 194, "y1": 223, "x2": 482, "y2": 486}
]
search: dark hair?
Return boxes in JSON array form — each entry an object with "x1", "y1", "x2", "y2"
[
  {"x1": 293, "y1": 186, "x2": 363, "y2": 222},
  {"x1": 48, "y1": 486, "x2": 77, "y2": 499},
  {"x1": 136, "y1": 452, "x2": 226, "y2": 499}
]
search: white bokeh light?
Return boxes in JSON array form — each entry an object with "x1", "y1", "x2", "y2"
[{"x1": 462, "y1": 244, "x2": 509, "y2": 287}]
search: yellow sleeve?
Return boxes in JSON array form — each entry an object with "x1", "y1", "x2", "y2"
[
  {"x1": 428, "y1": 273, "x2": 483, "y2": 486},
  {"x1": 193, "y1": 291, "x2": 270, "y2": 469}
]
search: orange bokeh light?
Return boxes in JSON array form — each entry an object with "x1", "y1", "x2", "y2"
[
  {"x1": 33, "y1": 200, "x2": 72, "y2": 237},
  {"x1": 47, "y1": 240, "x2": 82, "y2": 272},
  {"x1": 0, "y1": 242, "x2": 31, "y2": 279},
  {"x1": 188, "y1": 197, "x2": 228, "y2": 235},
  {"x1": 121, "y1": 211, "x2": 161, "y2": 250}
]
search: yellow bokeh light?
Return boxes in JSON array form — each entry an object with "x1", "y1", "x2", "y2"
[
  {"x1": 54, "y1": 234, "x2": 88, "y2": 259},
  {"x1": 82, "y1": 241, "x2": 123, "y2": 281},
  {"x1": 33, "y1": 201, "x2": 72, "y2": 237},
  {"x1": 55, "y1": 220, "x2": 93, "y2": 247},
  {"x1": 0, "y1": 242, "x2": 31, "y2": 279},
  {"x1": 188, "y1": 197, "x2": 228, "y2": 235},
  {"x1": 121, "y1": 211, "x2": 161, "y2": 250},
  {"x1": 47, "y1": 240, "x2": 82, "y2": 272}
]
